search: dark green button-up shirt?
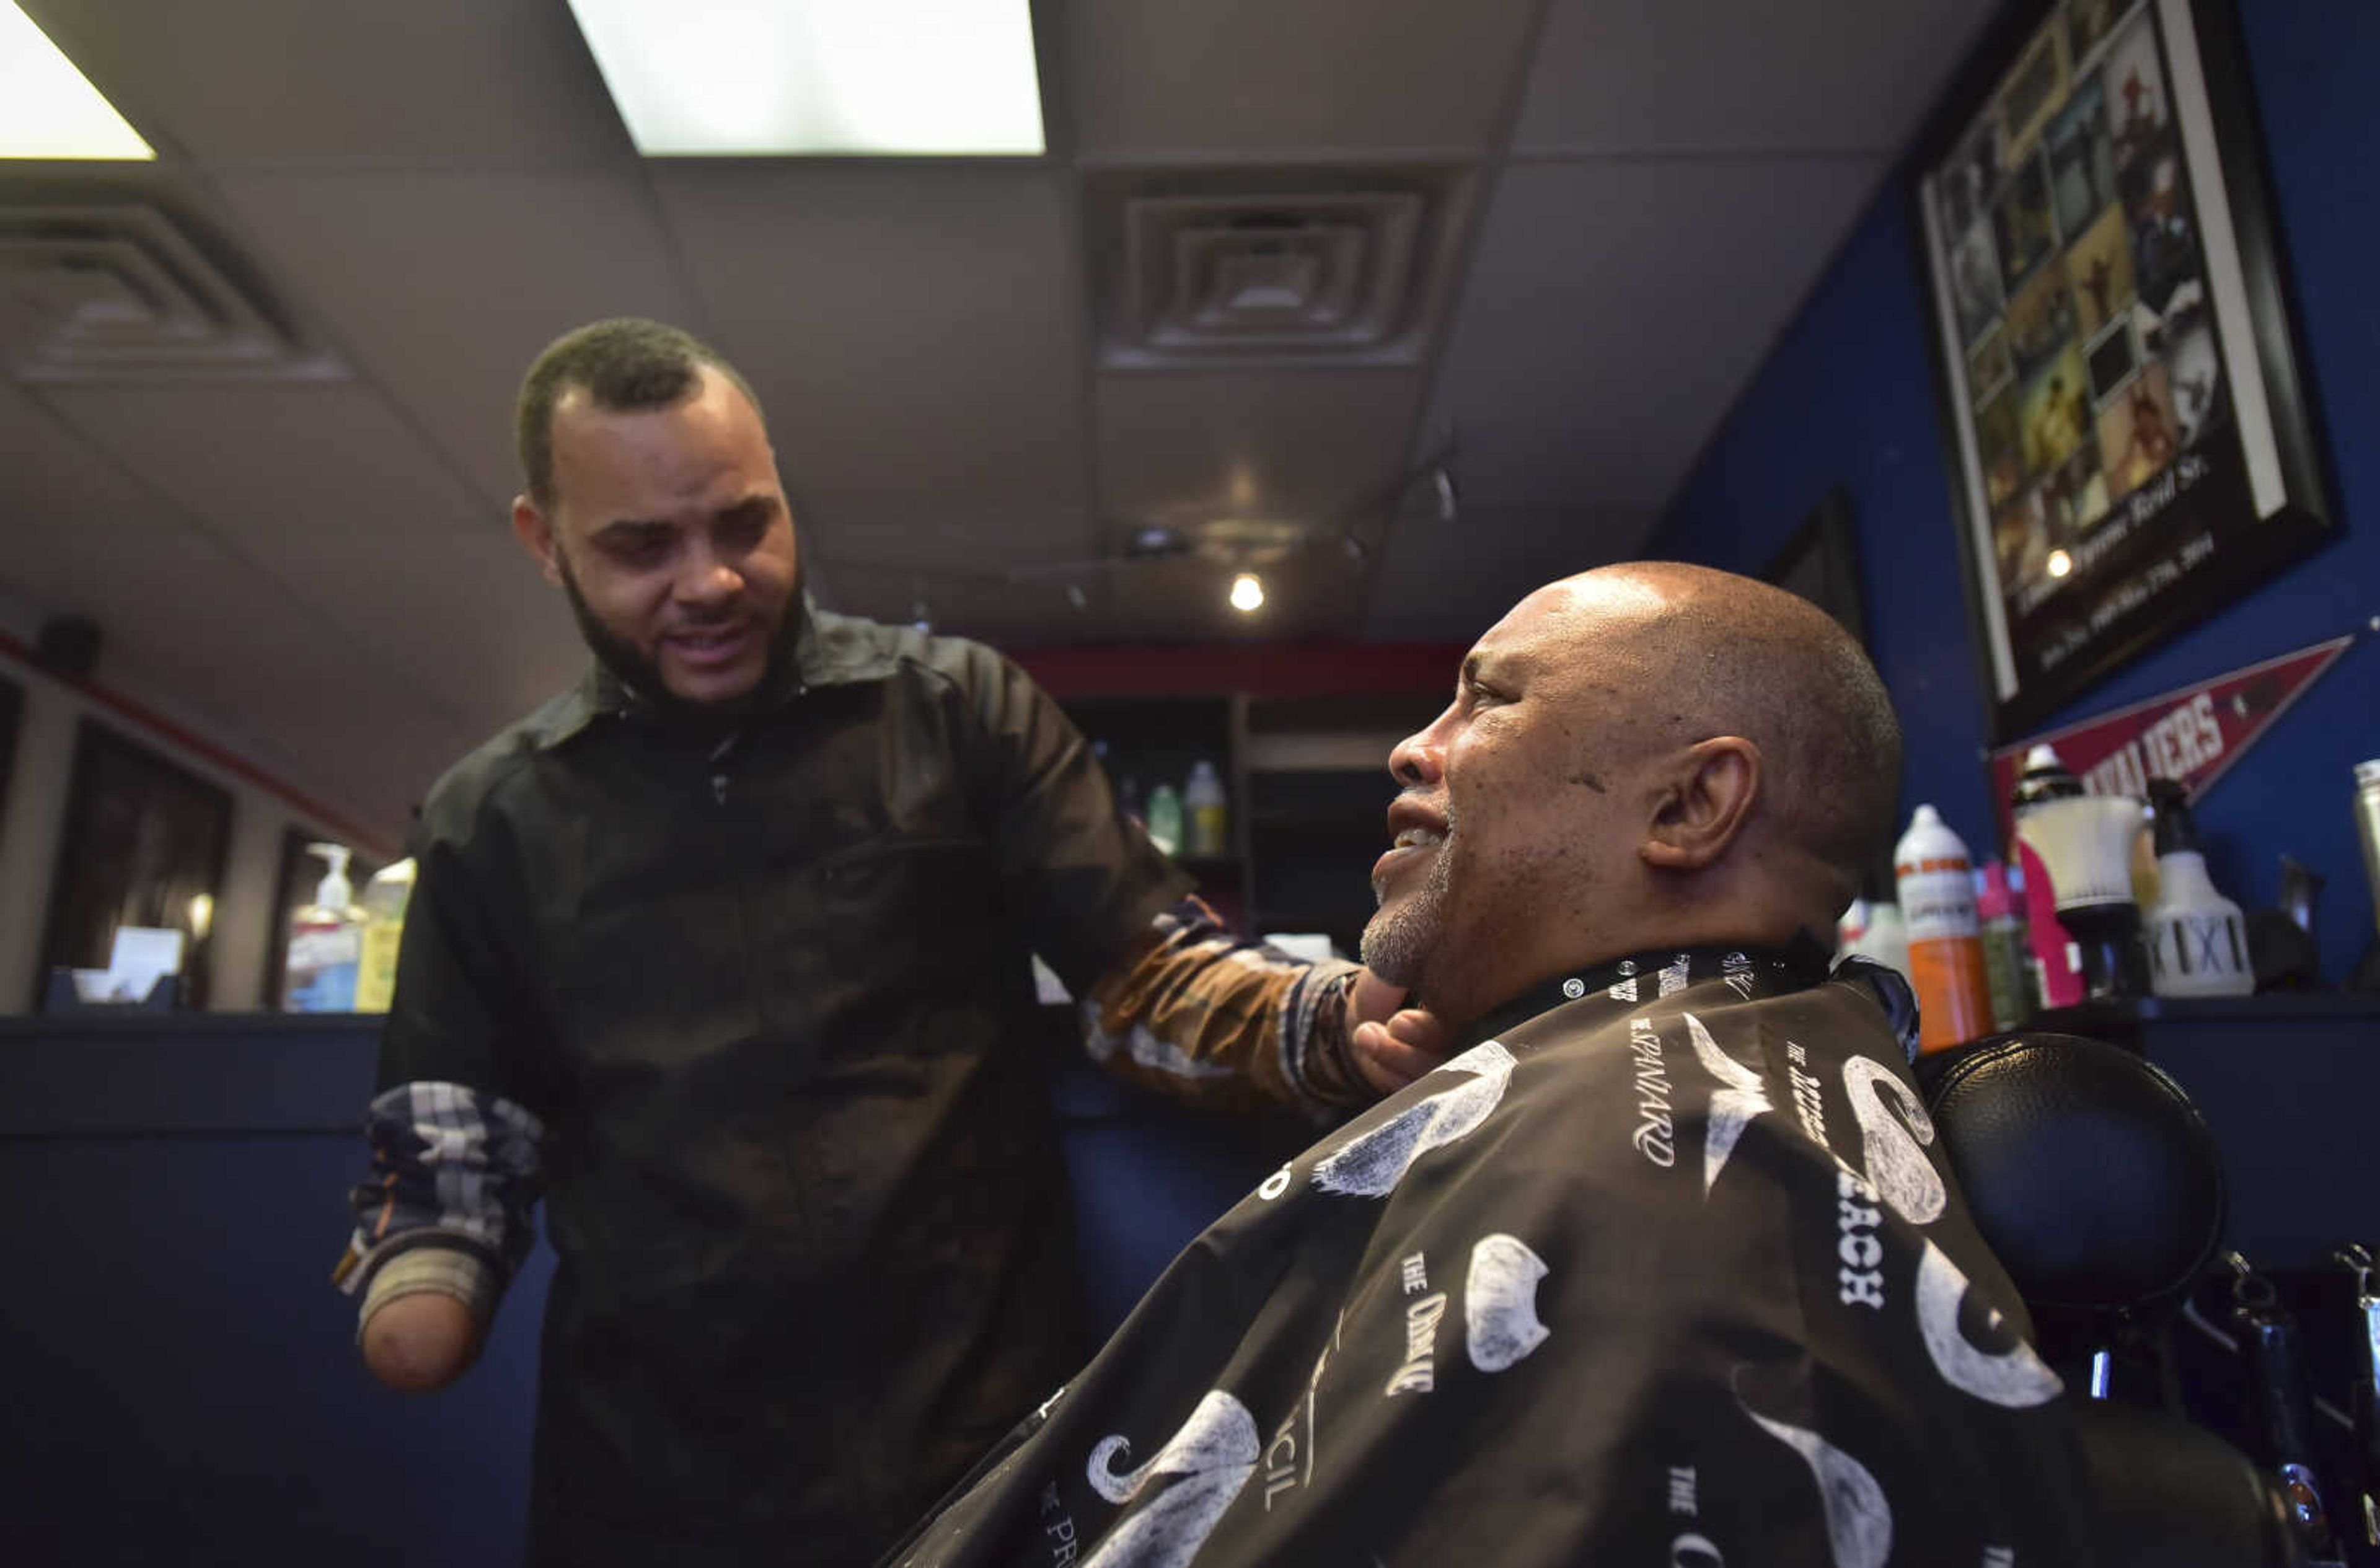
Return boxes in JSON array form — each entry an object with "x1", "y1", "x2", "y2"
[{"x1": 376, "y1": 601, "x2": 1191, "y2": 1564}]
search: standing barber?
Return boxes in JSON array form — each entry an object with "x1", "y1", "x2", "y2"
[{"x1": 332, "y1": 319, "x2": 1440, "y2": 1565}]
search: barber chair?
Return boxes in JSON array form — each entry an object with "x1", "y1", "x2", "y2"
[{"x1": 1924, "y1": 1032, "x2": 2306, "y2": 1567}]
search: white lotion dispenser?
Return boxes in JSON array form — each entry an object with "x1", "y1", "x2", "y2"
[{"x1": 284, "y1": 843, "x2": 364, "y2": 1012}]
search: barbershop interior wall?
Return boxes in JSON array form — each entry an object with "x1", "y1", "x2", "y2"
[
  {"x1": 1651, "y1": 0, "x2": 2379, "y2": 982},
  {"x1": 0, "y1": 619, "x2": 380, "y2": 1011}
]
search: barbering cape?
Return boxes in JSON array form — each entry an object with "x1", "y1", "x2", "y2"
[{"x1": 884, "y1": 947, "x2": 2094, "y2": 1568}]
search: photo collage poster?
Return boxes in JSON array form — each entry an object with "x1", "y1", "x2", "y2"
[{"x1": 1926, "y1": 0, "x2": 2254, "y2": 714}]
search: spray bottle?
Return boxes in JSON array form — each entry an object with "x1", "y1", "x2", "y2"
[
  {"x1": 1895, "y1": 804, "x2": 1995, "y2": 1051},
  {"x1": 284, "y1": 843, "x2": 363, "y2": 1013},
  {"x1": 2145, "y1": 780, "x2": 2254, "y2": 997}
]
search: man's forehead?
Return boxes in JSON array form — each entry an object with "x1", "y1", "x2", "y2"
[
  {"x1": 552, "y1": 365, "x2": 746, "y2": 438},
  {"x1": 1470, "y1": 583, "x2": 1572, "y2": 657},
  {"x1": 551, "y1": 372, "x2": 771, "y2": 505}
]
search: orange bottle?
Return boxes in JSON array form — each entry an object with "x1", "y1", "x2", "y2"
[{"x1": 1893, "y1": 805, "x2": 1996, "y2": 1052}]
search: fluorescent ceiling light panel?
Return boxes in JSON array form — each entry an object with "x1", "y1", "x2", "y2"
[
  {"x1": 0, "y1": 2, "x2": 153, "y2": 159},
  {"x1": 566, "y1": 0, "x2": 1044, "y2": 156}
]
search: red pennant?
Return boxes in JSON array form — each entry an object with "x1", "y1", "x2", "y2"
[{"x1": 1988, "y1": 635, "x2": 2356, "y2": 852}]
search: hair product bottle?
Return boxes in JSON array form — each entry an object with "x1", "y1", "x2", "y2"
[
  {"x1": 354, "y1": 857, "x2": 417, "y2": 1013},
  {"x1": 2144, "y1": 780, "x2": 2254, "y2": 997},
  {"x1": 1974, "y1": 860, "x2": 2031, "y2": 1031},
  {"x1": 1183, "y1": 759, "x2": 1228, "y2": 858},
  {"x1": 1895, "y1": 805, "x2": 1995, "y2": 1052},
  {"x1": 2009, "y1": 744, "x2": 2087, "y2": 1008}
]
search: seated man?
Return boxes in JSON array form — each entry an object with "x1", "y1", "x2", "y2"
[{"x1": 885, "y1": 564, "x2": 2092, "y2": 1567}]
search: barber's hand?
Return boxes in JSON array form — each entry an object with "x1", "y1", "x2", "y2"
[
  {"x1": 1347, "y1": 969, "x2": 1453, "y2": 1098},
  {"x1": 361, "y1": 1292, "x2": 482, "y2": 1393}
]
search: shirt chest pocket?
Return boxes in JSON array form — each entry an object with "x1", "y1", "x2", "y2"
[{"x1": 765, "y1": 835, "x2": 1006, "y2": 1012}]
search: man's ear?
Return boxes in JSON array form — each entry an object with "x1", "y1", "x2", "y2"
[
  {"x1": 1640, "y1": 737, "x2": 1761, "y2": 871},
  {"x1": 512, "y1": 496, "x2": 565, "y2": 588}
]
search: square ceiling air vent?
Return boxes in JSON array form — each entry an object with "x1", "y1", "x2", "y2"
[
  {"x1": 1093, "y1": 169, "x2": 1466, "y2": 370},
  {"x1": 0, "y1": 202, "x2": 338, "y2": 382}
]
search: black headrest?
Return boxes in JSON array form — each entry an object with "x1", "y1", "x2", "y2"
[{"x1": 1923, "y1": 1033, "x2": 2226, "y2": 1316}]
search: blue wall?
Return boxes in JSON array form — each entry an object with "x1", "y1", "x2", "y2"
[
  {"x1": 0, "y1": 1018, "x2": 1271, "y2": 1566},
  {"x1": 1654, "y1": 0, "x2": 2380, "y2": 980}
]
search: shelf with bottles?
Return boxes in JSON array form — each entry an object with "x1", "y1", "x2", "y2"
[
  {"x1": 1064, "y1": 694, "x2": 1251, "y2": 917},
  {"x1": 1240, "y1": 693, "x2": 1438, "y2": 951},
  {"x1": 1055, "y1": 685, "x2": 1444, "y2": 945}
]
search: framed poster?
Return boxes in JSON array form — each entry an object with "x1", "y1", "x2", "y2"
[
  {"x1": 1911, "y1": 0, "x2": 2334, "y2": 740},
  {"x1": 37, "y1": 720, "x2": 232, "y2": 1010}
]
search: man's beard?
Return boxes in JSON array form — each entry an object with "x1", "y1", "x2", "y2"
[
  {"x1": 557, "y1": 551, "x2": 796, "y2": 732},
  {"x1": 1359, "y1": 807, "x2": 1455, "y2": 990}
]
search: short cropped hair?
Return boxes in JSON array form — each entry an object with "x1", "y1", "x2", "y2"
[
  {"x1": 515, "y1": 318, "x2": 761, "y2": 508},
  {"x1": 1593, "y1": 563, "x2": 1903, "y2": 907}
]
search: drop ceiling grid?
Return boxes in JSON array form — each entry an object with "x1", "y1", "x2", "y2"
[
  {"x1": 211, "y1": 170, "x2": 705, "y2": 508},
  {"x1": 0, "y1": 520, "x2": 475, "y2": 813},
  {"x1": 1363, "y1": 501, "x2": 1659, "y2": 641},
  {"x1": 259, "y1": 525, "x2": 591, "y2": 739},
  {"x1": 646, "y1": 164, "x2": 1098, "y2": 583},
  {"x1": 1091, "y1": 370, "x2": 1429, "y2": 542},
  {"x1": 34, "y1": 382, "x2": 490, "y2": 539},
  {"x1": 1508, "y1": 0, "x2": 2003, "y2": 157},
  {"x1": 1064, "y1": 0, "x2": 1544, "y2": 158},
  {"x1": 1, "y1": 0, "x2": 2018, "y2": 838},
  {"x1": 17, "y1": 0, "x2": 633, "y2": 173},
  {"x1": 0, "y1": 374, "x2": 171, "y2": 531},
  {"x1": 1417, "y1": 154, "x2": 1885, "y2": 518}
]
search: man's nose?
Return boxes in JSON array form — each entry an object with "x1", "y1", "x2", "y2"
[
  {"x1": 1388, "y1": 725, "x2": 1445, "y2": 789},
  {"x1": 674, "y1": 544, "x2": 742, "y2": 606}
]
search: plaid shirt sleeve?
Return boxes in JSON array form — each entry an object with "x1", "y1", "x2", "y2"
[
  {"x1": 1078, "y1": 896, "x2": 1370, "y2": 1119},
  {"x1": 331, "y1": 1080, "x2": 545, "y2": 1302}
]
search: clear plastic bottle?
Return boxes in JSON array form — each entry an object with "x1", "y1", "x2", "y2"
[
  {"x1": 1837, "y1": 896, "x2": 1910, "y2": 972},
  {"x1": 1895, "y1": 804, "x2": 1994, "y2": 1052},
  {"x1": 284, "y1": 843, "x2": 363, "y2": 1013},
  {"x1": 1145, "y1": 782, "x2": 1184, "y2": 858},
  {"x1": 353, "y1": 857, "x2": 416, "y2": 1014},
  {"x1": 1183, "y1": 759, "x2": 1228, "y2": 859},
  {"x1": 1859, "y1": 901, "x2": 1911, "y2": 980}
]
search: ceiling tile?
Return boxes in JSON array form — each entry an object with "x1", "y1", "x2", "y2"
[
  {"x1": 1363, "y1": 503, "x2": 1654, "y2": 640},
  {"x1": 0, "y1": 520, "x2": 471, "y2": 831},
  {"x1": 809, "y1": 511, "x2": 1111, "y2": 589},
  {"x1": 255, "y1": 525, "x2": 589, "y2": 738},
  {"x1": 0, "y1": 373, "x2": 165, "y2": 529},
  {"x1": 1095, "y1": 369, "x2": 1427, "y2": 537},
  {"x1": 650, "y1": 164, "x2": 1093, "y2": 535},
  {"x1": 38, "y1": 382, "x2": 485, "y2": 536},
  {"x1": 1100, "y1": 551, "x2": 1354, "y2": 643},
  {"x1": 22, "y1": 0, "x2": 627, "y2": 170},
  {"x1": 213, "y1": 172, "x2": 698, "y2": 504},
  {"x1": 1512, "y1": 0, "x2": 1998, "y2": 154},
  {"x1": 1067, "y1": 0, "x2": 1541, "y2": 156},
  {"x1": 1427, "y1": 156, "x2": 1882, "y2": 513},
  {"x1": 251, "y1": 700, "x2": 482, "y2": 836}
]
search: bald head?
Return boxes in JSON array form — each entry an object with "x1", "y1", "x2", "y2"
[
  {"x1": 1541, "y1": 562, "x2": 1902, "y2": 910},
  {"x1": 1364, "y1": 562, "x2": 1900, "y2": 1027}
]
